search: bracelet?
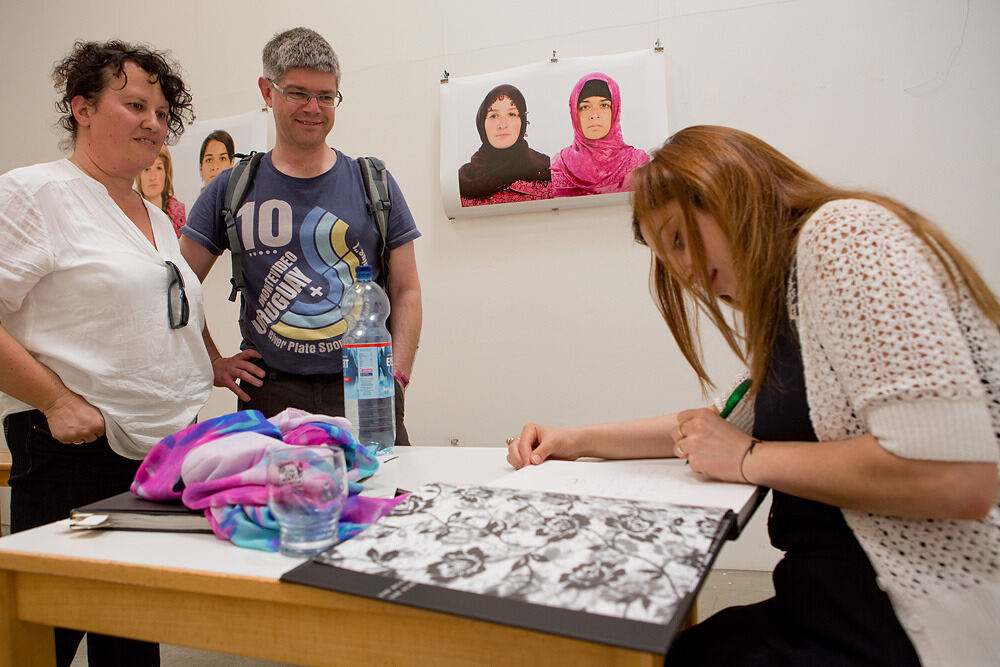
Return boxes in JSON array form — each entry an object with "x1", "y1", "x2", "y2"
[
  {"x1": 740, "y1": 437, "x2": 761, "y2": 484},
  {"x1": 393, "y1": 368, "x2": 410, "y2": 389}
]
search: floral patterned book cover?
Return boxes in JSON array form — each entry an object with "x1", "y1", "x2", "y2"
[{"x1": 281, "y1": 482, "x2": 733, "y2": 654}]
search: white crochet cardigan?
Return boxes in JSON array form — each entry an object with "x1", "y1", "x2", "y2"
[{"x1": 721, "y1": 199, "x2": 1000, "y2": 666}]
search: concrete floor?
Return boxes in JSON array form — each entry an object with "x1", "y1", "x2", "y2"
[{"x1": 66, "y1": 569, "x2": 775, "y2": 666}]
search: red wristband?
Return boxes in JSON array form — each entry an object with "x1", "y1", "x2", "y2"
[{"x1": 393, "y1": 368, "x2": 410, "y2": 388}]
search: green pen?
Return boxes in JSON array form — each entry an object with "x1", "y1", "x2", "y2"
[
  {"x1": 683, "y1": 378, "x2": 751, "y2": 464},
  {"x1": 720, "y1": 378, "x2": 752, "y2": 419}
]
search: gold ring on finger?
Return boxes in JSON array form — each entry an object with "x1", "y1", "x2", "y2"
[
  {"x1": 676, "y1": 442, "x2": 687, "y2": 458},
  {"x1": 506, "y1": 436, "x2": 519, "y2": 446}
]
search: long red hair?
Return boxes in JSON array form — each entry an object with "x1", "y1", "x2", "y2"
[{"x1": 630, "y1": 125, "x2": 1000, "y2": 393}]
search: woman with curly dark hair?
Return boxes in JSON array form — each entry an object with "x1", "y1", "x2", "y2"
[{"x1": 0, "y1": 40, "x2": 212, "y2": 667}]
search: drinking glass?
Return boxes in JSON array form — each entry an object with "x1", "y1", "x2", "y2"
[{"x1": 267, "y1": 445, "x2": 348, "y2": 557}]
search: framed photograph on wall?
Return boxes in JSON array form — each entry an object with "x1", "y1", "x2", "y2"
[{"x1": 440, "y1": 49, "x2": 668, "y2": 219}]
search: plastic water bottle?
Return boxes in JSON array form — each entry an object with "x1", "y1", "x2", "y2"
[{"x1": 341, "y1": 265, "x2": 395, "y2": 455}]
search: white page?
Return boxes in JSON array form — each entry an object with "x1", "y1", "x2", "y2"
[{"x1": 488, "y1": 459, "x2": 756, "y2": 513}]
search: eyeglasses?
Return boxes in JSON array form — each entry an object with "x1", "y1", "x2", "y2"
[
  {"x1": 165, "y1": 261, "x2": 189, "y2": 329},
  {"x1": 269, "y1": 80, "x2": 342, "y2": 108}
]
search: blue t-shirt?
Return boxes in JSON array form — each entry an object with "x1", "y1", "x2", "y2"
[{"x1": 183, "y1": 149, "x2": 420, "y2": 374}]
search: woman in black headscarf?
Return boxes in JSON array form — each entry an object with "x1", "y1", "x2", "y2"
[{"x1": 459, "y1": 84, "x2": 551, "y2": 205}]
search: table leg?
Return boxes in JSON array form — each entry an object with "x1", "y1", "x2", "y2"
[
  {"x1": 0, "y1": 451, "x2": 10, "y2": 536},
  {"x1": 684, "y1": 600, "x2": 698, "y2": 628},
  {"x1": 0, "y1": 569, "x2": 56, "y2": 667}
]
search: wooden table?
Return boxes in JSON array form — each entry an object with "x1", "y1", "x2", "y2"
[
  {"x1": 0, "y1": 449, "x2": 9, "y2": 537},
  {"x1": 0, "y1": 447, "x2": 664, "y2": 666},
  {"x1": 0, "y1": 449, "x2": 10, "y2": 487}
]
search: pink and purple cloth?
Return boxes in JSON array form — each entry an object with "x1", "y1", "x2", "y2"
[{"x1": 131, "y1": 408, "x2": 404, "y2": 552}]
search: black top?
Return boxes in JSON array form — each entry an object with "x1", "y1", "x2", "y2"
[
  {"x1": 752, "y1": 317, "x2": 864, "y2": 555},
  {"x1": 458, "y1": 84, "x2": 551, "y2": 199},
  {"x1": 750, "y1": 315, "x2": 921, "y2": 666}
]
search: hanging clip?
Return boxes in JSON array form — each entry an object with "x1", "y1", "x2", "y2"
[
  {"x1": 654, "y1": 38, "x2": 664, "y2": 53},
  {"x1": 550, "y1": 50, "x2": 558, "y2": 63},
  {"x1": 441, "y1": 70, "x2": 450, "y2": 84}
]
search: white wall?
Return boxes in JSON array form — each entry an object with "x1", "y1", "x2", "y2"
[{"x1": 1, "y1": 0, "x2": 998, "y2": 569}]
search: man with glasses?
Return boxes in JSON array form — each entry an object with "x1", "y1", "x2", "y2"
[{"x1": 181, "y1": 27, "x2": 422, "y2": 444}]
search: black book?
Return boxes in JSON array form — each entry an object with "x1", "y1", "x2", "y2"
[
  {"x1": 282, "y1": 482, "x2": 734, "y2": 655},
  {"x1": 70, "y1": 491, "x2": 211, "y2": 533}
]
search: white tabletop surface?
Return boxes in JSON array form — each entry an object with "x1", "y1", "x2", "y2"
[
  {"x1": 0, "y1": 446, "x2": 513, "y2": 579},
  {"x1": 0, "y1": 446, "x2": 764, "y2": 580}
]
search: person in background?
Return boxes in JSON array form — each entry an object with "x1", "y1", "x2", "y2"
[
  {"x1": 509, "y1": 125, "x2": 999, "y2": 666},
  {"x1": 458, "y1": 83, "x2": 551, "y2": 206},
  {"x1": 137, "y1": 145, "x2": 186, "y2": 236},
  {"x1": 550, "y1": 72, "x2": 649, "y2": 197},
  {"x1": 199, "y1": 128, "x2": 234, "y2": 189},
  {"x1": 181, "y1": 27, "x2": 421, "y2": 445},
  {"x1": 0, "y1": 40, "x2": 212, "y2": 666}
]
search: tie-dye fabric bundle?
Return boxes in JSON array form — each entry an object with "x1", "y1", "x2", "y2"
[{"x1": 131, "y1": 408, "x2": 403, "y2": 552}]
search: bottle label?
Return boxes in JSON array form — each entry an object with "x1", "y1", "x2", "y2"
[{"x1": 342, "y1": 343, "x2": 394, "y2": 400}]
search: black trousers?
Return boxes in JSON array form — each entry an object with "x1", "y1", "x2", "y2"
[
  {"x1": 4, "y1": 410, "x2": 160, "y2": 667},
  {"x1": 665, "y1": 547, "x2": 921, "y2": 666},
  {"x1": 666, "y1": 316, "x2": 921, "y2": 666},
  {"x1": 238, "y1": 365, "x2": 410, "y2": 445}
]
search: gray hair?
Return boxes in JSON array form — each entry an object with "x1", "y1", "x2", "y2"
[{"x1": 262, "y1": 27, "x2": 340, "y2": 85}]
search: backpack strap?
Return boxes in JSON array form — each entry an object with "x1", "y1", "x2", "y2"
[
  {"x1": 222, "y1": 151, "x2": 264, "y2": 302},
  {"x1": 357, "y1": 156, "x2": 391, "y2": 288}
]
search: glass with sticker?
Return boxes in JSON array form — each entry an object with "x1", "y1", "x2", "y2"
[{"x1": 267, "y1": 445, "x2": 347, "y2": 557}]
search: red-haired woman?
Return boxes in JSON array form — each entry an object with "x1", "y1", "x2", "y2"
[{"x1": 510, "y1": 126, "x2": 999, "y2": 666}]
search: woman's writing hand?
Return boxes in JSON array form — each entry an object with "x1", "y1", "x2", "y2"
[
  {"x1": 42, "y1": 391, "x2": 106, "y2": 444},
  {"x1": 674, "y1": 407, "x2": 755, "y2": 483},
  {"x1": 212, "y1": 349, "x2": 265, "y2": 402},
  {"x1": 506, "y1": 423, "x2": 581, "y2": 469}
]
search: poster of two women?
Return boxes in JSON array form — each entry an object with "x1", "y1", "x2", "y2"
[{"x1": 440, "y1": 49, "x2": 668, "y2": 218}]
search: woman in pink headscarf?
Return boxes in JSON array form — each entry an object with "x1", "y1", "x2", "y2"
[{"x1": 550, "y1": 72, "x2": 650, "y2": 197}]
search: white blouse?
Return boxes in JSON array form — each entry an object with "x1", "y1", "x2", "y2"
[{"x1": 0, "y1": 159, "x2": 212, "y2": 458}]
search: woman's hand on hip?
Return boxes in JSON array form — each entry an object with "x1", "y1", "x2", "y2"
[{"x1": 42, "y1": 391, "x2": 106, "y2": 444}]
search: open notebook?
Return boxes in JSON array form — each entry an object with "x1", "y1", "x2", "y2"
[
  {"x1": 487, "y1": 458, "x2": 765, "y2": 536},
  {"x1": 283, "y1": 465, "x2": 765, "y2": 655}
]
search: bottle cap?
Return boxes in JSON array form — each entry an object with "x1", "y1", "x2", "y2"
[{"x1": 356, "y1": 265, "x2": 373, "y2": 282}]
